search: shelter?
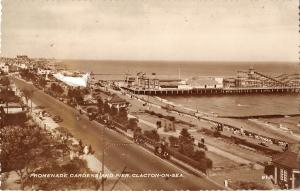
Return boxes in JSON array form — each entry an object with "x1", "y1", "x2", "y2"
[
  {"x1": 107, "y1": 94, "x2": 128, "y2": 110},
  {"x1": 265, "y1": 151, "x2": 300, "y2": 189}
]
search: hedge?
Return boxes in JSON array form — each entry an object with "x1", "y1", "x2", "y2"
[{"x1": 166, "y1": 147, "x2": 213, "y2": 173}]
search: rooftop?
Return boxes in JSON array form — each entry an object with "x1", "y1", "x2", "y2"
[
  {"x1": 272, "y1": 151, "x2": 300, "y2": 169},
  {"x1": 108, "y1": 94, "x2": 127, "y2": 104}
]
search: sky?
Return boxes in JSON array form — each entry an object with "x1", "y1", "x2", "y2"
[{"x1": 0, "y1": 0, "x2": 299, "y2": 62}]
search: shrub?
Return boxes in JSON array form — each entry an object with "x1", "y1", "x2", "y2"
[
  {"x1": 166, "y1": 147, "x2": 212, "y2": 173},
  {"x1": 168, "y1": 136, "x2": 179, "y2": 147},
  {"x1": 144, "y1": 130, "x2": 160, "y2": 142},
  {"x1": 213, "y1": 131, "x2": 221, "y2": 137},
  {"x1": 178, "y1": 143, "x2": 194, "y2": 157},
  {"x1": 126, "y1": 118, "x2": 139, "y2": 131},
  {"x1": 193, "y1": 150, "x2": 206, "y2": 161}
]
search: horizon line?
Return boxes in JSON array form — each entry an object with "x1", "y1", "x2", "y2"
[{"x1": 1, "y1": 55, "x2": 298, "y2": 64}]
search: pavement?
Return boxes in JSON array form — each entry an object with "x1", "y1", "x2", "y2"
[{"x1": 12, "y1": 77, "x2": 223, "y2": 191}]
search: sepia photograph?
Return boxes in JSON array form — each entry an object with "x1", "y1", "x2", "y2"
[{"x1": 0, "y1": 0, "x2": 299, "y2": 190}]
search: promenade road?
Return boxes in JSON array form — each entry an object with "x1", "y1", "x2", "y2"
[{"x1": 13, "y1": 78, "x2": 222, "y2": 191}]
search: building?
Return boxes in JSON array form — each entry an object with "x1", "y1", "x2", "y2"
[
  {"x1": 37, "y1": 68, "x2": 52, "y2": 75},
  {"x1": 265, "y1": 151, "x2": 300, "y2": 189},
  {"x1": 53, "y1": 72, "x2": 90, "y2": 88},
  {"x1": 135, "y1": 73, "x2": 160, "y2": 89},
  {"x1": 0, "y1": 62, "x2": 9, "y2": 73},
  {"x1": 107, "y1": 94, "x2": 129, "y2": 110},
  {"x1": 15, "y1": 55, "x2": 31, "y2": 70},
  {"x1": 187, "y1": 77, "x2": 223, "y2": 89},
  {"x1": 125, "y1": 73, "x2": 184, "y2": 90}
]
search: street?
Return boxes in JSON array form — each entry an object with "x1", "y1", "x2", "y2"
[{"x1": 13, "y1": 78, "x2": 222, "y2": 190}]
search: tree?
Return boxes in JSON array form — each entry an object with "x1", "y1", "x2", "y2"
[
  {"x1": 177, "y1": 128, "x2": 196, "y2": 157},
  {"x1": 19, "y1": 69, "x2": 36, "y2": 81},
  {"x1": 21, "y1": 88, "x2": 34, "y2": 112},
  {"x1": 31, "y1": 158, "x2": 100, "y2": 190},
  {"x1": 118, "y1": 107, "x2": 128, "y2": 122},
  {"x1": 1, "y1": 78, "x2": 11, "y2": 114},
  {"x1": 193, "y1": 150, "x2": 206, "y2": 161},
  {"x1": 67, "y1": 88, "x2": 84, "y2": 105},
  {"x1": 127, "y1": 118, "x2": 139, "y2": 131},
  {"x1": 179, "y1": 143, "x2": 194, "y2": 157},
  {"x1": 103, "y1": 101, "x2": 111, "y2": 114},
  {"x1": 39, "y1": 78, "x2": 47, "y2": 88},
  {"x1": 110, "y1": 106, "x2": 118, "y2": 116},
  {"x1": 144, "y1": 130, "x2": 160, "y2": 142},
  {"x1": 0, "y1": 76, "x2": 10, "y2": 86},
  {"x1": 97, "y1": 98, "x2": 104, "y2": 113},
  {"x1": 179, "y1": 128, "x2": 193, "y2": 144},
  {"x1": 1, "y1": 125, "x2": 59, "y2": 189},
  {"x1": 51, "y1": 83, "x2": 64, "y2": 95},
  {"x1": 168, "y1": 136, "x2": 179, "y2": 147}
]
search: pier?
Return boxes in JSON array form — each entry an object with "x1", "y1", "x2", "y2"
[
  {"x1": 121, "y1": 68, "x2": 300, "y2": 96},
  {"x1": 122, "y1": 86, "x2": 300, "y2": 96}
]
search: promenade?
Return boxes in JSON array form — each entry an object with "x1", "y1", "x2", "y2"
[
  {"x1": 12, "y1": 77, "x2": 222, "y2": 191},
  {"x1": 96, "y1": 83, "x2": 280, "y2": 187}
]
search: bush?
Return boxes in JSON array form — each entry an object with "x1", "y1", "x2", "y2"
[
  {"x1": 31, "y1": 159, "x2": 100, "y2": 190},
  {"x1": 166, "y1": 147, "x2": 212, "y2": 173},
  {"x1": 144, "y1": 130, "x2": 160, "y2": 142},
  {"x1": 168, "y1": 136, "x2": 179, "y2": 147},
  {"x1": 213, "y1": 131, "x2": 221, "y2": 137},
  {"x1": 178, "y1": 143, "x2": 194, "y2": 157},
  {"x1": 193, "y1": 150, "x2": 206, "y2": 161},
  {"x1": 126, "y1": 118, "x2": 139, "y2": 131}
]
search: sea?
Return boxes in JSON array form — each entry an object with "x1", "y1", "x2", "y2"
[{"x1": 59, "y1": 60, "x2": 300, "y2": 120}]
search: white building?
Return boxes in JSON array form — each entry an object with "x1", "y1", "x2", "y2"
[
  {"x1": 53, "y1": 72, "x2": 90, "y2": 87},
  {"x1": 37, "y1": 68, "x2": 52, "y2": 75},
  {"x1": 187, "y1": 77, "x2": 223, "y2": 89},
  {"x1": 0, "y1": 62, "x2": 9, "y2": 73}
]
